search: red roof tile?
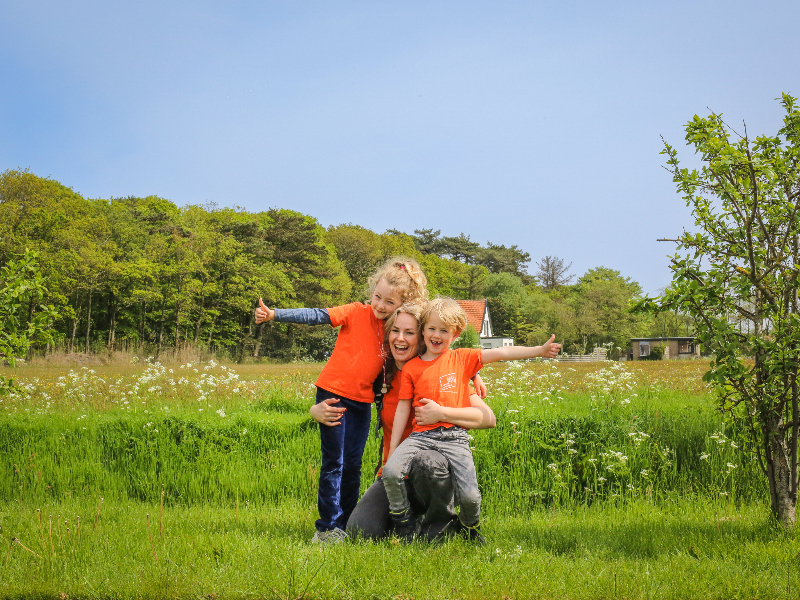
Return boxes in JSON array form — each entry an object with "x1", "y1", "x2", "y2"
[{"x1": 458, "y1": 300, "x2": 486, "y2": 335}]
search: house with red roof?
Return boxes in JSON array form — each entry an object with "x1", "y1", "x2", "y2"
[{"x1": 456, "y1": 299, "x2": 514, "y2": 349}]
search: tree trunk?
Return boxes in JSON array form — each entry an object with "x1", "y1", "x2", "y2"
[
  {"x1": 84, "y1": 286, "x2": 93, "y2": 353},
  {"x1": 765, "y1": 412, "x2": 797, "y2": 526},
  {"x1": 174, "y1": 303, "x2": 181, "y2": 356},
  {"x1": 253, "y1": 323, "x2": 263, "y2": 358},
  {"x1": 156, "y1": 298, "x2": 166, "y2": 360},
  {"x1": 70, "y1": 294, "x2": 81, "y2": 353}
]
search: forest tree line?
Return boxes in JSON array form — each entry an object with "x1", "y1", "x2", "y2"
[{"x1": 0, "y1": 169, "x2": 691, "y2": 362}]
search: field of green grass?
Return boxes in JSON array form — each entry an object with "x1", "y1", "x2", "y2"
[{"x1": 0, "y1": 358, "x2": 795, "y2": 599}]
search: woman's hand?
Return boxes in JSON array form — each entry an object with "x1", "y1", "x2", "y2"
[
  {"x1": 414, "y1": 398, "x2": 445, "y2": 426},
  {"x1": 310, "y1": 398, "x2": 346, "y2": 426},
  {"x1": 254, "y1": 298, "x2": 275, "y2": 324}
]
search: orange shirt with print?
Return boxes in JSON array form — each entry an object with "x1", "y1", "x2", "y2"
[
  {"x1": 397, "y1": 348, "x2": 483, "y2": 433},
  {"x1": 316, "y1": 303, "x2": 385, "y2": 404}
]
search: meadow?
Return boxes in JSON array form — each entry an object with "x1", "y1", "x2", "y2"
[{"x1": 0, "y1": 358, "x2": 797, "y2": 600}]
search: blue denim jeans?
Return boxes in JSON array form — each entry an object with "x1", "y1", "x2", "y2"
[
  {"x1": 382, "y1": 426, "x2": 481, "y2": 527},
  {"x1": 315, "y1": 387, "x2": 372, "y2": 532}
]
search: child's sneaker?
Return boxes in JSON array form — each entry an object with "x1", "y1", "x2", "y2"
[
  {"x1": 390, "y1": 509, "x2": 419, "y2": 543},
  {"x1": 311, "y1": 527, "x2": 347, "y2": 545}
]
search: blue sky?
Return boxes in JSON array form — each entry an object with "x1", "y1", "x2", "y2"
[{"x1": 2, "y1": 1, "x2": 798, "y2": 295}]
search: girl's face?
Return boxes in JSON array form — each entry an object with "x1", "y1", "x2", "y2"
[
  {"x1": 388, "y1": 312, "x2": 420, "y2": 367},
  {"x1": 370, "y1": 279, "x2": 403, "y2": 321}
]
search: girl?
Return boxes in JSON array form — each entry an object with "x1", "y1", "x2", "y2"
[
  {"x1": 312, "y1": 303, "x2": 495, "y2": 540},
  {"x1": 254, "y1": 258, "x2": 427, "y2": 543}
]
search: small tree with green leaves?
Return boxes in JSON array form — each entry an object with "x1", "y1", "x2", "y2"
[
  {"x1": 650, "y1": 93, "x2": 800, "y2": 526},
  {"x1": 0, "y1": 250, "x2": 59, "y2": 394},
  {"x1": 452, "y1": 324, "x2": 481, "y2": 349}
]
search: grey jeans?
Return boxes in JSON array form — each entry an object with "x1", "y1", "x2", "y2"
[{"x1": 383, "y1": 426, "x2": 481, "y2": 527}]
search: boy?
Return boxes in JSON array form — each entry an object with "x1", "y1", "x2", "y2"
[{"x1": 382, "y1": 297, "x2": 561, "y2": 541}]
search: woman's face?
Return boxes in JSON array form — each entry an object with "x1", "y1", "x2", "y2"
[{"x1": 388, "y1": 312, "x2": 420, "y2": 367}]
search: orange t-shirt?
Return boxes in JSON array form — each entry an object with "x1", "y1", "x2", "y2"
[
  {"x1": 397, "y1": 348, "x2": 483, "y2": 433},
  {"x1": 376, "y1": 380, "x2": 414, "y2": 476},
  {"x1": 316, "y1": 302, "x2": 385, "y2": 403}
]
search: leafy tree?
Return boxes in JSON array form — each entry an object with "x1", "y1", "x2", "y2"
[
  {"x1": 452, "y1": 325, "x2": 480, "y2": 349},
  {"x1": 651, "y1": 93, "x2": 800, "y2": 525},
  {"x1": 0, "y1": 250, "x2": 59, "y2": 393},
  {"x1": 477, "y1": 243, "x2": 531, "y2": 279},
  {"x1": 568, "y1": 267, "x2": 646, "y2": 356}
]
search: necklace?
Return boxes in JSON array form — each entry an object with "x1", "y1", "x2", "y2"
[{"x1": 377, "y1": 319, "x2": 388, "y2": 394}]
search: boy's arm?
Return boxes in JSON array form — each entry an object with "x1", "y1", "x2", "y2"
[
  {"x1": 481, "y1": 334, "x2": 561, "y2": 364},
  {"x1": 387, "y1": 399, "x2": 412, "y2": 458},
  {"x1": 254, "y1": 298, "x2": 331, "y2": 326}
]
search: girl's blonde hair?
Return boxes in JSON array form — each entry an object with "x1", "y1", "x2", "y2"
[
  {"x1": 368, "y1": 257, "x2": 428, "y2": 304},
  {"x1": 421, "y1": 296, "x2": 467, "y2": 333}
]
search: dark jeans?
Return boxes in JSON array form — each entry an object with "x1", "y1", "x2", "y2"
[
  {"x1": 315, "y1": 387, "x2": 372, "y2": 532},
  {"x1": 346, "y1": 450, "x2": 463, "y2": 540}
]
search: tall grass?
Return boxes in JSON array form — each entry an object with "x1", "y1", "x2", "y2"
[
  {"x1": 1, "y1": 359, "x2": 763, "y2": 509},
  {"x1": 0, "y1": 358, "x2": 790, "y2": 599}
]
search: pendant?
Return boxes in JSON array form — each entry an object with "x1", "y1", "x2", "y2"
[{"x1": 381, "y1": 384, "x2": 388, "y2": 394}]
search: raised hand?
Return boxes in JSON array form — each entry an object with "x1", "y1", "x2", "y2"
[
  {"x1": 254, "y1": 298, "x2": 275, "y2": 324},
  {"x1": 541, "y1": 334, "x2": 562, "y2": 359}
]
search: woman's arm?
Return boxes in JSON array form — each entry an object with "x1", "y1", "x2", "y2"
[
  {"x1": 481, "y1": 334, "x2": 561, "y2": 364},
  {"x1": 387, "y1": 399, "x2": 412, "y2": 458},
  {"x1": 414, "y1": 394, "x2": 495, "y2": 429},
  {"x1": 309, "y1": 398, "x2": 346, "y2": 427}
]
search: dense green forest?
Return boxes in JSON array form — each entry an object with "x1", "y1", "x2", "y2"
[{"x1": 0, "y1": 168, "x2": 690, "y2": 361}]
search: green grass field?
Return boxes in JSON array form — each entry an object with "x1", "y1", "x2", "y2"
[{"x1": 0, "y1": 358, "x2": 795, "y2": 599}]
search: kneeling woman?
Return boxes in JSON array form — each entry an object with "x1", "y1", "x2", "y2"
[{"x1": 311, "y1": 303, "x2": 496, "y2": 539}]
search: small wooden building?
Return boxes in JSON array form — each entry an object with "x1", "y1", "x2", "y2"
[
  {"x1": 457, "y1": 299, "x2": 514, "y2": 349},
  {"x1": 630, "y1": 337, "x2": 700, "y2": 360}
]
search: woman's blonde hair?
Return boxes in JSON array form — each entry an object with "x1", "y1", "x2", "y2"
[
  {"x1": 421, "y1": 297, "x2": 467, "y2": 333},
  {"x1": 368, "y1": 257, "x2": 428, "y2": 304}
]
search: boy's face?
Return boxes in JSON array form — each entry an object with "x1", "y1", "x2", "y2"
[
  {"x1": 422, "y1": 312, "x2": 459, "y2": 357},
  {"x1": 370, "y1": 279, "x2": 402, "y2": 321}
]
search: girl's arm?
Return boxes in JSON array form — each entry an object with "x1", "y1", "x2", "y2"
[
  {"x1": 255, "y1": 298, "x2": 331, "y2": 326},
  {"x1": 387, "y1": 399, "x2": 412, "y2": 458},
  {"x1": 481, "y1": 334, "x2": 561, "y2": 364},
  {"x1": 414, "y1": 395, "x2": 495, "y2": 429}
]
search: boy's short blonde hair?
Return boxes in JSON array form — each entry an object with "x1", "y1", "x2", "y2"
[{"x1": 421, "y1": 297, "x2": 467, "y2": 334}]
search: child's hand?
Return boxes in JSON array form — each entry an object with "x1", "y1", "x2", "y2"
[
  {"x1": 541, "y1": 334, "x2": 562, "y2": 358},
  {"x1": 310, "y1": 398, "x2": 346, "y2": 427},
  {"x1": 472, "y1": 374, "x2": 488, "y2": 399},
  {"x1": 415, "y1": 398, "x2": 445, "y2": 426},
  {"x1": 254, "y1": 298, "x2": 275, "y2": 324}
]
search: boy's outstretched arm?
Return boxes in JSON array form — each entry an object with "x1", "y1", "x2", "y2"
[
  {"x1": 481, "y1": 334, "x2": 561, "y2": 364},
  {"x1": 387, "y1": 399, "x2": 412, "y2": 459}
]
